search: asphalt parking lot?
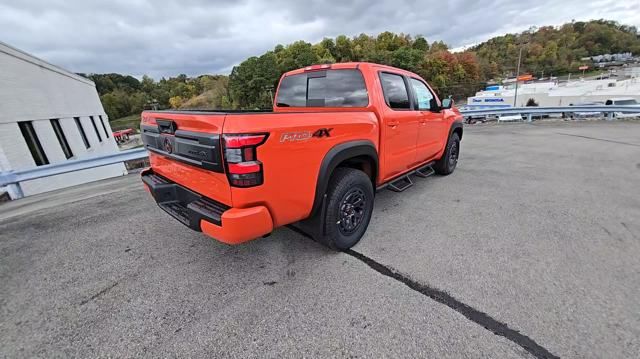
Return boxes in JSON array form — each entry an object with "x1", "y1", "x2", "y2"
[{"x1": 1, "y1": 121, "x2": 639, "y2": 358}]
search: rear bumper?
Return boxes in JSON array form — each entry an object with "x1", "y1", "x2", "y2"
[{"x1": 141, "y1": 168, "x2": 273, "y2": 245}]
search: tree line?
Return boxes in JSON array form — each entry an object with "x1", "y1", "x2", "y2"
[
  {"x1": 80, "y1": 73, "x2": 231, "y2": 120},
  {"x1": 86, "y1": 19, "x2": 640, "y2": 120}
]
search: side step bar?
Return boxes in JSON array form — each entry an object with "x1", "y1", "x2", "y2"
[
  {"x1": 388, "y1": 176, "x2": 413, "y2": 192},
  {"x1": 377, "y1": 162, "x2": 435, "y2": 192},
  {"x1": 415, "y1": 164, "x2": 435, "y2": 178}
]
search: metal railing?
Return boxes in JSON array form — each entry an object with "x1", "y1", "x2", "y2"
[
  {"x1": 1, "y1": 105, "x2": 639, "y2": 199},
  {"x1": 459, "y1": 105, "x2": 640, "y2": 121},
  {"x1": 0, "y1": 148, "x2": 148, "y2": 198}
]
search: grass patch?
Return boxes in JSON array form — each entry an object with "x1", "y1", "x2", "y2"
[{"x1": 110, "y1": 114, "x2": 141, "y2": 132}]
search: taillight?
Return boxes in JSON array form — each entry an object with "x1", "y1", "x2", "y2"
[{"x1": 223, "y1": 133, "x2": 268, "y2": 187}]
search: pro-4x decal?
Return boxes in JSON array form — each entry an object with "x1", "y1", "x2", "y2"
[{"x1": 281, "y1": 128, "x2": 333, "y2": 142}]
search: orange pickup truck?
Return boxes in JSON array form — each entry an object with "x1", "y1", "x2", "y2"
[{"x1": 141, "y1": 62, "x2": 463, "y2": 250}]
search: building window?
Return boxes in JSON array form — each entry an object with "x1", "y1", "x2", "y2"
[
  {"x1": 18, "y1": 121, "x2": 49, "y2": 166},
  {"x1": 74, "y1": 117, "x2": 90, "y2": 149},
  {"x1": 50, "y1": 119, "x2": 74, "y2": 159},
  {"x1": 99, "y1": 115, "x2": 110, "y2": 138},
  {"x1": 90, "y1": 116, "x2": 102, "y2": 142}
]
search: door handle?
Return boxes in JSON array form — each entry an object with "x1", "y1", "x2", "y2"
[{"x1": 387, "y1": 121, "x2": 399, "y2": 127}]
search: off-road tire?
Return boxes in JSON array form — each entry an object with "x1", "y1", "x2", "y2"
[
  {"x1": 321, "y1": 168, "x2": 374, "y2": 250},
  {"x1": 433, "y1": 132, "x2": 460, "y2": 175}
]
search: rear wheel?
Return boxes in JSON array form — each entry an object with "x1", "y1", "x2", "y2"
[
  {"x1": 433, "y1": 132, "x2": 460, "y2": 175},
  {"x1": 321, "y1": 168, "x2": 374, "y2": 250}
]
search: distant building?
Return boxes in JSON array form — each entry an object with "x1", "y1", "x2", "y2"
[
  {"x1": 465, "y1": 66, "x2": 640, "y2": 108},
  {"x1": 582, "y1": 52, "x2": 637, "y2": 68},
  {"x1": 588, "y1": 52, "x2": 633, "y2": 63},
  {"x1": 0, "y1": 41, "x2": 126, "y2": 199},
  {"x1": 466, "y1": 77, "x2": 640, "y2": 108}
]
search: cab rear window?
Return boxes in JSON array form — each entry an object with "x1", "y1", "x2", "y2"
[{"x1": 276, "y1": 69, "x2": 368, "y2": 107}]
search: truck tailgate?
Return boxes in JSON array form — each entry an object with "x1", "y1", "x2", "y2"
[{"x1": 141, "y1": 111, "x2": 232, "y2": 206}]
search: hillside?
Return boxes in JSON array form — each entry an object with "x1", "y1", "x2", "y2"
[
  {"x1": 227, "y1": 20, "x2": 640, "y2": 109},
  {"x1": 88, "y1": 19, "x2": 639, "y2": 123},
  {"x1": 472, "y1": 20, "x2": 640, "y2": 80}
]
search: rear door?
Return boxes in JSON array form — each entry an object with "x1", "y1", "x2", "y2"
[
  {"x1": 378, "y1": 72, "x2": 419, "y2": 180},
  {"x1": 141, "y1": 111, "x2": 233, "y2": 205},
  {"x1": 409, "y1": 78, "x2": 447, "y2": 162}
]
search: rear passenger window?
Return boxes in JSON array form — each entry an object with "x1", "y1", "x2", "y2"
[
  {"x1": 379, "y1": 73, "x2": 410, "y2": 109},
  {"x1": 276, "y1": 69, "x2": 368, "y2": 107}
]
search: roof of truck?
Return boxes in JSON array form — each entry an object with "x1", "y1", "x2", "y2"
[{"x1": 282, "y1": 62, "x2": 420, "y2": 78}]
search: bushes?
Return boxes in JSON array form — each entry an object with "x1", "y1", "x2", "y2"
[{"x1": 85, "y1": 73, "x2": 231, "y2": 119}]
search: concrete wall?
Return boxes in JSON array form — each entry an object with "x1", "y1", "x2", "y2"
[
  {"x1": 0, "y1": 42, "x2": 126, "y2": 198},
  {"x1": 0, "y1": 43, "x2": 105, "y2": 123}
]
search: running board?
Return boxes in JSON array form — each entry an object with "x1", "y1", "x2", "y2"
[
  {"x1": 387, "y1": 176, "x2": 413, "y2": 192},
  {"x1": 415, "y1": 164, "x2": 435, "y2": 178},
  {"x1": 377, "y1": 161, "x2": 435, "y2": 192}
]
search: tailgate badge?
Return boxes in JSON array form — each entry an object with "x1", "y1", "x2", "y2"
[{"x1": 163, "y1": 137, "x2": 173, "y2": 154}]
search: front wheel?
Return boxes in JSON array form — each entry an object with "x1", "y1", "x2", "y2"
[
  {"x1": 433, "y1": 132, "x2": 460, "y2": 175},
  {"x1": 321, "y1": 168, "x2": 374, "y2": 250}
]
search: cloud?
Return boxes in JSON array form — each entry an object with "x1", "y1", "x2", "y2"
[{"x1": 1, "y1": 0, "x2": 639, "y2": 78}]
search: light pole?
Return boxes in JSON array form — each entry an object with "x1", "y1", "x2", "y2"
[{"x1": 513, "y1": 46, "x2": 523, "y2": 107}]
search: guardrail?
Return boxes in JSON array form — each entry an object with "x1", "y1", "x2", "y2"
[
  {"x1": 2, "y1": 105, "x2": 640, "y2": 200},
  {"x1": 459, "y1": 105, "x2": 640, "y2": 121},
  {"x1": 0, "y1": 148, "x2": 148, "y2": 198}
]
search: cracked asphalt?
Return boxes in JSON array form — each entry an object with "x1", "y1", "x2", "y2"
[{"x1": 1, "y1": 121, "x2": 639, "y2": 358}]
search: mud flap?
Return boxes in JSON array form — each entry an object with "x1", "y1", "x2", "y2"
[{"x1": 287, "y1": 193, "x2": 331, "y2": 245}]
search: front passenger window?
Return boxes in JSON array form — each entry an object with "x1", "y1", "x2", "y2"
[{"x1": 410, "y1": 78, "x2": 435, "y2": 111}]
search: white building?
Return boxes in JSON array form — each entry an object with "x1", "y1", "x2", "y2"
[
  {"x1": 0, "y1": 41, "x2": 126, "y2": 199},
  {"x1": 467, "y1": 75, "x2": 640, "y2": 108}
]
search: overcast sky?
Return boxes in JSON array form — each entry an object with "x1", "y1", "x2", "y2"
[{"x1": 1, "y1": 0, "x2": 639, "y2": 78}]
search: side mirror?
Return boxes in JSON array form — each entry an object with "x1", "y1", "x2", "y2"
[{"x1": 441, "y1": 98, "x2": 454, "y2": 109}]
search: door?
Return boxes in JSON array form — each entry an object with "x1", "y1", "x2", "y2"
[
  {"x1": 378, "y1": 72, "x2": 419, "y2": 180},
  {"x1": 409, "y1": 78, "x2": 446, "y2": 162}
]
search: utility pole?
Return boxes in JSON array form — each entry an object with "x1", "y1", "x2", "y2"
[{"x1": 513, "y1": 46, "x2": 523, "y2": 107}]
